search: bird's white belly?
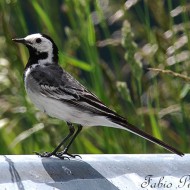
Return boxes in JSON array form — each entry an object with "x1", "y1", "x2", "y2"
[{"x1": 26, "y1": 89, "x2": 117, "y2": 128}]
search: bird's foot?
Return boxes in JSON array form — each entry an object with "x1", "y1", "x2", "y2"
[
  {"x1": 56, "y1": 149, "x2": 82, "y2": 159},
  {"x1": 34, "y1": 151, "x2": 70, "y2": 159},
  {"x1": 34, "y1": 150, "x2": 79, "y2": 160},
  {"x1": 34, "y1": 151, "x2": 53, "y2": 157}
]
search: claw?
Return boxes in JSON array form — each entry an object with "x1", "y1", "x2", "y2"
[
  {"x1": 54, "y1": 153, "x2": 70, "y2": 160},
  {"x1": 56, "y1": 151, "x2": 82, "y2": 159},
  {"x1": 67, "y1": 153, "x2": 82, "y2": 159},
  {"x1": 34, "y1": 151, "x2": 53, "y2": 157}
]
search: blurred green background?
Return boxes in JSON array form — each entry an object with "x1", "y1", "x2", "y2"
[{"x1": 0, "y1": 0, "x2": 189, "y2": 155}]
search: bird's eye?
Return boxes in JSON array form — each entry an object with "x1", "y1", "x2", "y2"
[{"x1": 36, "y1": 38, "x2": 42, "y2": 43}]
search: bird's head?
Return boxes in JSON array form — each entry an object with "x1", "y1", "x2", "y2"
[{"x1": 12, "y1": 33, "x2": 58, "y2": 65}]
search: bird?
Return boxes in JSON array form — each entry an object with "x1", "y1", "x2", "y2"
[{"x1": 12, "y1": 33, "x2": 184, "y2": 159}]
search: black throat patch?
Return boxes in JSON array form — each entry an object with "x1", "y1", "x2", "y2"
[{"x1": 25, "y1": 45, "x2": 48, "y2": 69}]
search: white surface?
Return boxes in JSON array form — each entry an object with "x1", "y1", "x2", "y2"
[{"x1": 0, "y1": 154, "x2": 188, "y2": 190}]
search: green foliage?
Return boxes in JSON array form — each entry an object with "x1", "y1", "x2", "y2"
[{"x1": 0, "y1": 0, "x2": 189, "y2": 155}]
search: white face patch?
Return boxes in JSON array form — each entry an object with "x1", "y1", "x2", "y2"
[
  {"x1": 24, "y1": 33, "x2": 54, "y2": 64},
  {"x1": 24, "y1": 33, "x2": 53, "y2": 53}
]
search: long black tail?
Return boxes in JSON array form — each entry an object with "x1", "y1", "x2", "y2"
[
  {"x1": 73, "y1": 90, "x2": 184, "y2": 156},
  {"x1": 109, "y1": 115, "x2": 184, "y2": 156}
]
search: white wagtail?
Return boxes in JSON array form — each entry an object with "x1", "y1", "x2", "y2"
[{"x1": 12, "y1": 33, "x2": 184, "y2": 158}]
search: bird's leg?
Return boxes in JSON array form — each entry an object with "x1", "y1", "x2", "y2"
[
  {"x1": 56, "y1": 125, "x2": 83, "y2": 159},
  {"x1": 35, "y1": 122, "x2": 75, "y2": 158}
]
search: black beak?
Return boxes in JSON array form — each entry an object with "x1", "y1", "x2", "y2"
[{"x1": 12, "y1": 38, "x2": 26, "y2": 44}]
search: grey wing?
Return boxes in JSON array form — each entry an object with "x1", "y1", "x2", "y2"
[
  {"x1": 31, "y1": 64, "x2": 118, "y2": 117},
  {"x1": 30, "y1": 64, "x2": 86, "y2": 100}
]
